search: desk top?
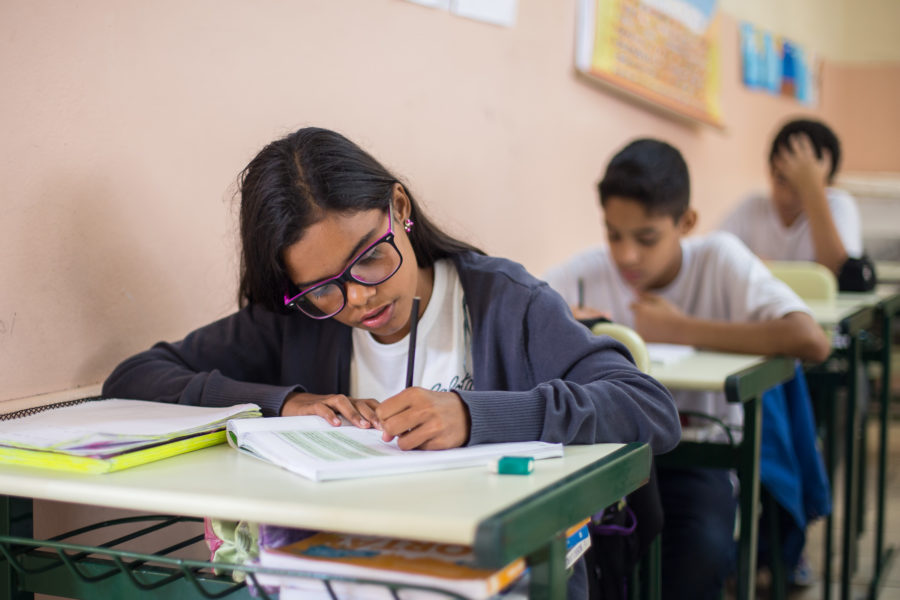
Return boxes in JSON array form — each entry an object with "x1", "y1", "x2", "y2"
[
  {"x1": 875, "y1": 260, "x2": 900, "y2": 285},
  {"x1": 0, "y1": 441, "x2": 649, "y2": 566},
  {"x1": 806, "y1": 290, "x2": 898, "y2": 329},
  {"x1": 650, "y1": 351, "x2": 767, "y2": 392}
]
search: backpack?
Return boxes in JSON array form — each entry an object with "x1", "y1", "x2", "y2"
[
  {"x1": 837, "y1": 254, "x2": 877, "y2": 292},
  {"x1": 584, "y1": 461, "x2": 663, "y2": 600}
]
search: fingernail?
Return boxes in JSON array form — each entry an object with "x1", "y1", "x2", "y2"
[{"x1": 358, "y1": 419, "x2": 369, "y2": 427}]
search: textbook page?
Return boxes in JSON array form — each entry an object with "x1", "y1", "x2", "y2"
[
  {"x1": 226, "y1": 415, "x2": 563, "y2": 482},
  {"x1": 646, "y1": 343, "x2": 696, "y2": 365}
]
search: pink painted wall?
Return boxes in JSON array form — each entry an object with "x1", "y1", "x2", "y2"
[
  {"x1": 0, "y1": 0, "x2": 895, "y2": 402},
  {"x1": 821, "y1": 62, "x2": 900, "y2": 173}
]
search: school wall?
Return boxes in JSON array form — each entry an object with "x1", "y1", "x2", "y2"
[{"x1": 2, "y1": 0, "x2": 899, "y2": 403}]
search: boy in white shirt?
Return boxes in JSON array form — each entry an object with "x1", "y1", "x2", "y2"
[
  {"x1": 719, "y1": 118, "x2": 862, "y2": 275},
  {"x1": 544, "y1": 139, "x2": 830, "y2": 600}
]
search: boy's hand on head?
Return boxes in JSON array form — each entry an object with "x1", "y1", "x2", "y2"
[
  {"x1": 281, "y1": 392, "x2": 381, "y2": 429},
  {"x1": 630, "y1": 293, "x2": 688, "y2": 344},
  {"x1": 773, "y1": 133, "x2": 831, "y2": 201},
  {"x1": 375, "y1": 389, "x2": 469, "y2": 451}
]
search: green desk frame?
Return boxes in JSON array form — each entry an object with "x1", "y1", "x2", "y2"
[
  {"x1": 1, "y1": 443, "x2": 651, "y2": 600},
  {"x1": 808, "y1": 305, "x2": 873, "y2": 600},
  {"x1": 656, "y1": 356, "x2": 796, "y2": 600},
  {"x1": 867, "y1": 294, "x2": 899, "y2": 599},
  {"x1": 808, "y1": 293, "x2": 899, "y2": 600}
]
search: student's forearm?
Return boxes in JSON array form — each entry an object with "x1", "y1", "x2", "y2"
[
  {"x1": 801, "y1": 187, "x2": 848, "y2": 274},
  {"x1": 668, "y1": 313, "x2": 831, "y2": 363}
]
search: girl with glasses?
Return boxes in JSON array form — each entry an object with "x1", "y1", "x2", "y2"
[{"x1": 103, "y1": 127, "x2": 679, "y2": 455}]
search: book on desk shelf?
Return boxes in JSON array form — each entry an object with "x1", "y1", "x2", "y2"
[
  {"x1": 565, "y1": 517, "x2": 592, "y2": 569},
  {"x1": 225, "y1": 415, "x2": 563, "y2": 482},
  {"x1": 260, "y1": 519, "x2": 591, "y2": 600},
  {"x1": 258, "y1": 531, "x2": 527, "y2": 600},
  {"x1": 0, "y1": 398, "x2": 261, "y2": 474},
  {"x1": 276, "y1": 576, "x2": 530, "y2": 600}
]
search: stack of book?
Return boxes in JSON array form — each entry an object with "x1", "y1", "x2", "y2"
[
  {"x1": 256, "y1": 519, "x2": 592, "y2": 599},
  {"x1": 0, "y1": 398, "x2": 261, "y2": 473}
]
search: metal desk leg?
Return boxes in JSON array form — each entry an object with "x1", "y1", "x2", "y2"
[
  {"x1": 822, "y1": 375, "x2": 838, "y2": 600},
  {"x1": 763, "y1": 487, "x2": 786, "y2": 600},
  {"x1": 870, "y1": 300, "x2": 898, "y2": 599},
  {"x1": 628, "y1": 534, "x2": 661, "y2": 600},
  {"x1": 735, "y1": 394, "x2": 762, "y2": 600},
  {"x1": 528, "y1": 533, "x2": 568, "y2": 600},
  {"x1": 842, "y1": 330, "x2": 863, "y2": 600},
  {"x1": 0, "y1": 496, "x2": 33, "y2": 600}
]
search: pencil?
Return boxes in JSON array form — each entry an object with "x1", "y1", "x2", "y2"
[
  {"x1": 577, "y1": 278, "x2": 585, "y2": 309},
  {"x1": 405, "y1": 296, "x2": 421, "y2": 388}
]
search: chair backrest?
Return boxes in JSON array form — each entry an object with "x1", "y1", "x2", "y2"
[
  {"x1": 591, "y1": 322, "x2": 650, "y2": 373},
  {"x1": 767, "y1": 260, "x2": 838, "y2": 302}
]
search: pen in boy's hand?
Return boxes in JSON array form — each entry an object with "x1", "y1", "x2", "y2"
[{"x1": 405, "y1": 296, "x2": 420, "y2": 388}]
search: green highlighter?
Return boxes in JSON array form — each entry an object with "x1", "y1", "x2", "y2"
[{"x1": 493, "y1": 456, "x2": 535, "y2": 475}]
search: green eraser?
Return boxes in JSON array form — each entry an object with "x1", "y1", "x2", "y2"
[{"x1": 493, "y1": 456, "x2": 534, "y2": 475}]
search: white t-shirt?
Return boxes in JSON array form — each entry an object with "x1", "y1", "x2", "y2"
[
  {"x1": 543, "y1": 231, "x2": 810, "y2": 433},
  {"x1": 719, "y1": 187, "x2": 862, "y2": 261},
  {"x1": 350, "y1": 259, "x2": 473, "y2": 401}
]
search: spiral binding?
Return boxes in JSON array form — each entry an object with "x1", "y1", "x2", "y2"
[{"x1": 0, "y1": 396, "x2": 102, "y2": 422}]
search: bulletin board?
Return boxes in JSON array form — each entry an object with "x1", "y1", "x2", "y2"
[{"x1": 575, "y1": 0, "x2": 723, "y2": 127}]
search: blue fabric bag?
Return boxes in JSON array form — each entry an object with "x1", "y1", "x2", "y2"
[{"x1": 759, "y1": 362, "x2": 831, "y2": 571}]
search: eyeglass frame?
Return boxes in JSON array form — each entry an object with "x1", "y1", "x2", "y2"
[{"x1": 282, "y1": 202, "x2": 403, "y2": 319}]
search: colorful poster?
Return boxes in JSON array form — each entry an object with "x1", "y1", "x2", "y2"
[
  {"x1": 740, "y1": 22, "x2": 819, "y2": 105},
  {"x1": 576, "y1": 0, "x2": 723, "y2": 127}
]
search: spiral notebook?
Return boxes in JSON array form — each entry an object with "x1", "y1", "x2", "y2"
[{"x1": 0, "y1": 397, "x2": 261, "y2": 474}]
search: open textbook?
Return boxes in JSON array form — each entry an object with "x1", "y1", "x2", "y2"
[
  {"x1": 0, "y1": 398, "x2": 261, "y2": 473},
  {"x1": 226, "y1": 415, "x2": 564, "y2": 482}
]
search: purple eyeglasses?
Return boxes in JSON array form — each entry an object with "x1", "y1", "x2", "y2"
[{"x1": 283, "y1": 204, "x2": 403, "y2": 319}]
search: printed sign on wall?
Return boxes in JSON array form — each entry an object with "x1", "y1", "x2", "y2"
[
  {"x1": 740, "y1": 22, "x2": 819, "y2": 106},
  {"x1": 575, "y1": 0, "x2": 723, "y2": 127}
]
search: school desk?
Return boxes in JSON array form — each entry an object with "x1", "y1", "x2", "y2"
[
  {"x1": 805, "y1": 289, "x2": 900, "y2": 600},
  {"x1": 874, "y1": 261, "x2": 900, "y2": 286},
  {"x1": 0, "y1": 424, "x2": 650, "y2": 600},
  {"x1": 650, "y1": 352, "x2": 797, "y2": 600}
]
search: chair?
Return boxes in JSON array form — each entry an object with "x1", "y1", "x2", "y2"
[
  {"x1": 767, "y1": 260, "x2": 838, "y2": 302},
  {"x1": 591, "y1": 322, "x2": 651, "y2": 373},
  {"x1": 589, "y1": 322, "x2": 660, "y2": 600}
]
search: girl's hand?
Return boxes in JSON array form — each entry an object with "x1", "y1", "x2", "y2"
[
  {"x1": 376, "y1": 389, "x2": 469, "y2": 450},
  {"x1": 281, "y1": 392, "x2": 381, "y2": 429}
]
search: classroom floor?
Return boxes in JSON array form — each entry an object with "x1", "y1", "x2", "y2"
[{"x1": 755, "y1": 416, "x2": 900, "y2": 600}]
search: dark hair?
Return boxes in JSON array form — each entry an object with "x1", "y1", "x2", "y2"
[
  {"x1": 237, "y1": 127, "x2": 482, "y2": 312},
  {"x1": 598, "y1": 139, "x2": 690, "y2": 220},
  {"x1": 769, "y1": 118, "x2": 841, "y2": 182}
]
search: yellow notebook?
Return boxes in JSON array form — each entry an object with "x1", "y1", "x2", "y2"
[
  {"x1": 0, "y1": 397, "x2": 262, "y2": 474},
  {"x1": 0, "y1": 429, "x2": 227, "y2": 474}
]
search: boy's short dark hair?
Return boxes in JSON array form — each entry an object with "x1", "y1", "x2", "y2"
[
  {"x1": 598, "y1": 138, "x2": 690, "y2": 220},
  {"x1": 769, "y1": 118, "x2": 841, "y2": 182}
]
